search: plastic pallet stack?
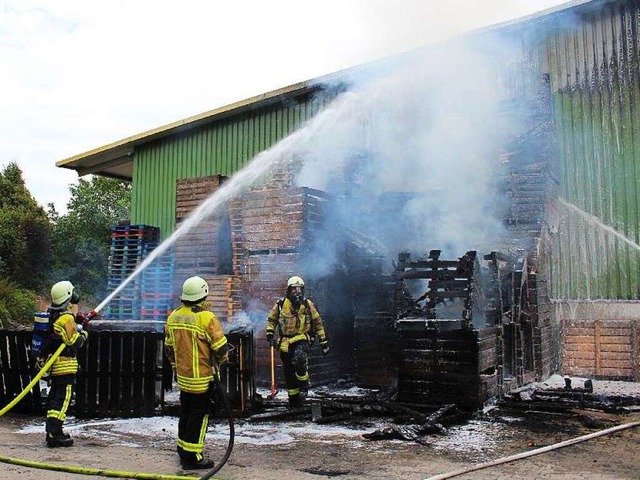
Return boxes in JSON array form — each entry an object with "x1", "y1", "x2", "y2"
[
  {"x1": 104, "y1": 224, "x2": 161, "y2": 321},
  {"x1": 140, "y1": 251, "x2": 175, "y2": 321}
]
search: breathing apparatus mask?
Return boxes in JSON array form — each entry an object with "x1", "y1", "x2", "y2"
[{"x1": 287, "y1": 286, "x2": 304, "y2": 307}]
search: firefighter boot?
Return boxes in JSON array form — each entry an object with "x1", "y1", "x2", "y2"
[
  {"x1": 288, "y1": 393, "x2": 303, "y2": 409},
  {"x1": 46, "y1": 432, "x2": 73, "y2": 448},
  {"x1": 181, "y1": 458, "x2": 215, "y2": 470}
]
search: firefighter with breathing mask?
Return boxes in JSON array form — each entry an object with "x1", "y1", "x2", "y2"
[
  {"x1": 36, "y1": 280, "x2": 89, "y2": 448},
  {"x1": 266, "y1": 275, "x2": 329, "y2": 408},
  {"x1": 165, "y1": 276, "x2": 229, "y2": 470}
]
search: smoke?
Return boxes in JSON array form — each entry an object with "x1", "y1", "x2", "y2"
[
  {"x1": 294, "y1": 34, "x2": 521, "y2": 274},
  {"x1": 101, "y1": 33, "x2": 529, "y2": 323}
]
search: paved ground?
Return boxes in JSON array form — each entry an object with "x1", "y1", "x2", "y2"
[{"x1": 0, "y1": 405, "x2": 638, "y2": 480}]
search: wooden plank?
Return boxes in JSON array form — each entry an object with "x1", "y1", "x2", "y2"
[
  {"x1": 2, "y1": 333, "x2": 17, "y2": 405},
  {"x1": 120, "y1": 332, "x2": 134, "y2": 416},
  {"x1": 567, "y1": 327, "x2": 600, "y2": 336},
  {"x1": 7, "y1": 333, "x2": 28, "y2": 412},
  {"x1": 143, "y1": 334, "x2": 157, "y2": 415},
  {"x1": 16, "y1": 333, "x2": 36, "y2": 412},
  {"x1": 599, "y1": 336, "x2": 634, "y2": 345},
  {"x1": 86, "y1": 333, "x2": 100, "y2": 416},
  {"x1": 98, "y1": 335, "x2": 111, "y2": 417},
  {"x1": 567, "y1": 350, "x2": 599, "y2": 360},
  {"x1": 600, "y1": 343, "x2": 632, "y2": 353},
  {"x1": 565, "y1": 335, "x2": 600, "y2": 343},
  {"x1": 598, "y1": 327, "x2": 632, "y2": 336},
  {"x1": 132, "y1": 335, "x2": 145, "y2": 416},
  {"x1": 599, "y1": 351, "x2": 632, "y2": 361},
  {"x1": 564, "y1": 343, "x2": 596, "y2": 352},
  {"x1": 75, "y1": 335, "x2": 88, "y2": 416},
  {"x1": 110, "y1": 332, "x2": 122, "y2": 416}
]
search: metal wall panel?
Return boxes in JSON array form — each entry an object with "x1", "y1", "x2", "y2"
[
  {"x1": 545, "y1": 1, "x2": 640, "y2": 300},
  {"x1": 131, "y1": 95, "x2": 325, "y2": 237}
]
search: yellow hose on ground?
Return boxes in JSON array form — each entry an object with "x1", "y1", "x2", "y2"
[
  {"x1": 0, "y1": 342, "x2": 66, "y2": 417},
  {"x1": 0, "y1": 455, "x2": 203, "y2": 480}
]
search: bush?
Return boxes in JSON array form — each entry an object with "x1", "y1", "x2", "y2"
[{"x1": 0, "y1": 279, "x2": 38, "y2": 329}]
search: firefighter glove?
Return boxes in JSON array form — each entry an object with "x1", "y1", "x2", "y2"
[
  {"x1": 75, "y1": 312, "x2": 87, "y2": 325},
  {"x1": 320, "y1": 340, "x2": 329, "y2": 356},
  {"x1": 266, "y1": 332, "x2": 275, "y2": 347}
]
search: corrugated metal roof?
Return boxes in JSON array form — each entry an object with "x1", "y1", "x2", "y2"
[
  {"x1": 56, "y1": 81, "x2": 313, "y2": 179},
  {"x1": 56, "y1": 0, "x2": 610, "y2": 181}
]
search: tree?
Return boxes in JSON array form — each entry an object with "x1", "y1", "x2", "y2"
[
  {"x1": 50, "y1": 176, "x2": 131, "y2": 299},
  {"x1": 0, "y1": 162, "x2": 52, "y2": 290}
]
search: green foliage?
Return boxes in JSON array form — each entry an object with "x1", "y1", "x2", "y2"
[
  {"x1": 0, "y1": 278, "x2": 38, "y2": 329},
  {"x1": 50, "y1": 176, "x2": 131, "y2": 298},
  {"x1": 0, "y1": 163, "x2": 53, "y2": 290}
]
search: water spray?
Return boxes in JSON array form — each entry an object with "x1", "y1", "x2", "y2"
[
  {"x1": 559, "y1": 198, "x2": 640, "y2": 253},
  {"x1": 96, "y1": 92, "x2": 359, "y2": 316}
]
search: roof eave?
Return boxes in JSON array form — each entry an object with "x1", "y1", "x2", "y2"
[{"x1": 56, "y1": 80, "x2": 315, "y2": 179}]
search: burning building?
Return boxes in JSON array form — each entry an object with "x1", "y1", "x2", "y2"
[{"x1": 54, "y1": 0, "x2": 640, "y2": 414}]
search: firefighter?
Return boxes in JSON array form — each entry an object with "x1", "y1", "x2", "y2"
[
  {"x1": 36, "y1": 280, "x2": 88, "y2": 448},
  {"x1": 165, "y1": 276, "x2": 228, "y2": 470},
  {"x1": 266, "y1": 275, "x2": 329, "y2": 408}
]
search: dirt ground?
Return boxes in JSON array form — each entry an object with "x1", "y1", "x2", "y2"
[{"x1": 0, "y1": 406, "x2": 638, "y2": 480}]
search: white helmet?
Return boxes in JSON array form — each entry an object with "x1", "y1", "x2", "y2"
[
  {"x1": 51, "y1": 281, "x2": 74, "y2": 307},
  {"x1": 287, "y1": 276, "x2": 305, "y2": 288},
  {"x1": 181, "y1": 276, "x2": 209, "y2": 302}
]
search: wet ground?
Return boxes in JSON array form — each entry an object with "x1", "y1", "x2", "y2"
[{"x1": 0, "y1": 376, "x2": 639, "y2": 479}]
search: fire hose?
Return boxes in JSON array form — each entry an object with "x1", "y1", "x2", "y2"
[
  {"x1": 0, "y1": 308, "x2": 98, "y2": 418},
  {"x1": 199, "y1": 350, "x2": 235, "y2": 480},
  {"x1": 0, "y1": 342, "x2": 66, "y2": 417},
  {"x1": 0, "y1": 307, "x2": 231, "y2": 480},
  {"x1": 424, "y1": 419, "x2": 640, "y2": 480}
]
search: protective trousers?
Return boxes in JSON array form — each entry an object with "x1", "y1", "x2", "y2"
[
  {"x1": 177, "y1": 389, "x2": 211, "y2": 463},
  {"x1": 46, "y1": 374, "x2": 75, "y2": 435},
  {"x1": 280, "y1": 340, "x2": 310, "y2": 407}
]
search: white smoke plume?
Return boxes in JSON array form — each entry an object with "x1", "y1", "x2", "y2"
[{"x1": 295, "y1": 34, "x2": 522, "y2": 270}]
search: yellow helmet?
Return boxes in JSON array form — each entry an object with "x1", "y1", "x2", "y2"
[
  {"x1": 51, "y1": 281, "x2": 74, "y2": 306},
  {"x1": 181, "y1": 276, "x2": 209, "y2": 302},
  {"x1": 287, "y1": 276, "x2": 305, "y2": 288}
]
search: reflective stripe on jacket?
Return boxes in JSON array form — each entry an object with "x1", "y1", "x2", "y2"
[
  {"x1": 266, "y1": 297, "x2": 327, "y2": 352},
  {"x1": 50, "y1": 311, "x2": 87, "y2": 376},
  {"x1": 164, "y1": 304, "x2": 228, "y2": 394}
]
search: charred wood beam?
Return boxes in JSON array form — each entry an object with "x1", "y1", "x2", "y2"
[
  {"x1": 457, "y1": 251, "x2": 477, "y2": 274},
  {"x1": 362, "y1": 404, "x2": 457, "y2": 443},
  {"x1": 427, "y1": 291, "x2": 471, "y2": 299},
  {"x1": 397, "y1": 260, "x2": 460, "y2": 270},
  {"x1": 428, "y1": 280, "x2": 471, "y2": 290},
  {"x1": 484, "y1": 251, "x2": 516, "y2": 264},
  {"x1": 394, "y1": 270, "x2": 469, "y2": 281},
  {"x1": 248, "y1": 406, "x2": 311, "y2": 422}
]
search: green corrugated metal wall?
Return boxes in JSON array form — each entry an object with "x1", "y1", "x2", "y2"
[
  {"x1": 131, "y1": 95, "x2": 324, "y2": 237},
  {"x1": 545, "y1": 1, "x2": 640, "y2": 300}
]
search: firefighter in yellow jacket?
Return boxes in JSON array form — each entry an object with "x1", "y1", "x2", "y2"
[
  {"x1": 37, "y1": 280, "x2": 88, "y2": 448},
  {"x1": 266, "y1": 276, "x2": 329, "y2": 408},
  {"x1": 165, "y1": 276, "x2": 228, "y2": 470}
]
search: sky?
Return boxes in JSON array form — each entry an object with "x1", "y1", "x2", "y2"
[{"x1": 1, "y1": 0, "x2": 572, "y2": 214}]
